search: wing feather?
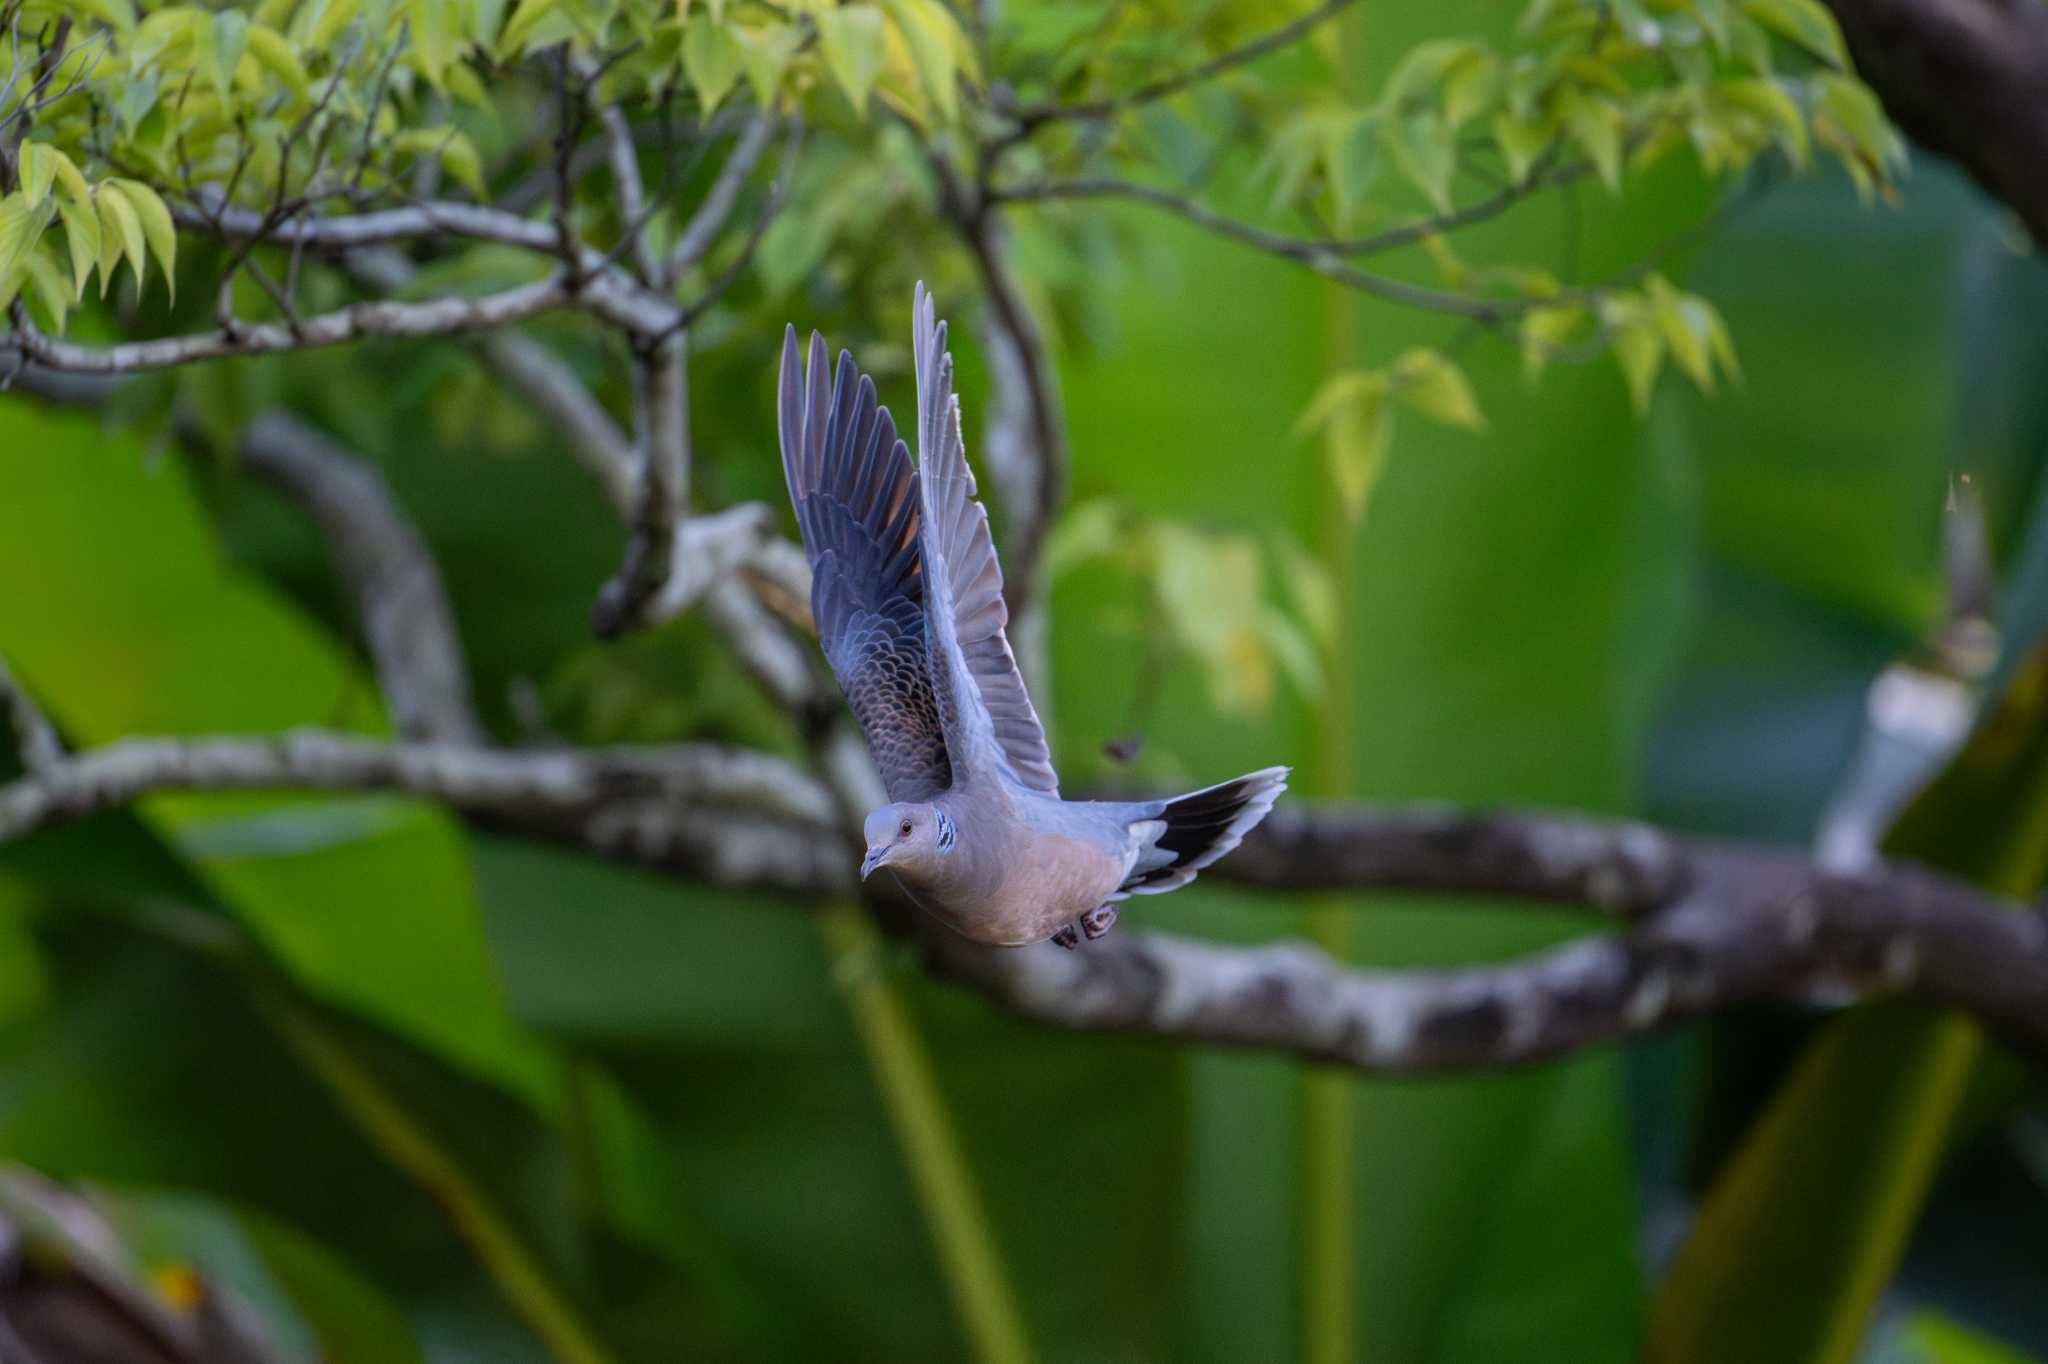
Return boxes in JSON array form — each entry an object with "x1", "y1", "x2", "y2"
[
  {"x1": 910, "y1": 284, "x2": 1060, "y2": 796},
  {"x1": 778, "y1": 325, "x2": 951, "y2": 802}
]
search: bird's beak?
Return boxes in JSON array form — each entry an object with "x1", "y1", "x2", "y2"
[{"x1": 859, "y1": 846, "x2": 886, "y2": 881}]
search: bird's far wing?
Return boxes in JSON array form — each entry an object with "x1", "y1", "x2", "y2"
[
  {"x1": 779, "y1": 326, "x2": 952, "y2": 803},
  {"x1": 910, "y1": 283, "x2": 1060, "y2": 796}
]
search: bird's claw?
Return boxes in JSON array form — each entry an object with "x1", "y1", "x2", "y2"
[
  {"x1": 1080, "y1": 904, "x2": 1118, "y2": 940},
  {"x1": 1051, "y1": 924, "x2": 1080, "y2": 950}
]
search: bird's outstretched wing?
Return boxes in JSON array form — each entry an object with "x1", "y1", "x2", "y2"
[
  {"x1": 778, "y1": 326, "x2": 952, "y2": 802},
  {"x1": 910, "y1": 283, "x2": 1060, "y2": 796}
]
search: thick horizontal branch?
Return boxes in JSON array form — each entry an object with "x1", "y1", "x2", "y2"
[
  {"x1": 0, "y1": 725, "x2": 2039, "y2": 1070},
  {"x1": 7, "y1": 279, "x2": 584, "y2": 373},
  {"x1": 0, "y1": 729, "x2": 846, "y2": 894}
]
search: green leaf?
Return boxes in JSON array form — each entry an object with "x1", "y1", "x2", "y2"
[
  {"x1": 1386, "y1": 110, "x2": 1456, "y2": 212},
  {"x1": 1518, "y1": 303, "x2": 1587, "y2": 382},
  {"x1": 732, "y1": 21, "x2": 800, "y2": 107},
  {"x1": 1390, "y1": 347, "x2": 1487, "y2": 431},
  {"x1": 1600, "y1": 296, "x2": 1664, "y2": 414},
  {"x1": 1293, "y1": 368, "x2": 1388, "y2": 439},
  {"x1": 54, "y1": 198, "x2": 98, "y2": 302},
  {"x1": 92, "y1": 183, "x2": 148, "y2": 298},
  {"x1": 0, "y1": 404, "x2": 556, "y2": 1105},
  {"x1": 1561, "y1": 88, "x2": 1621, "y2": 191},
  {"x1": 438, "y1": 132, "x2": 487, "y2": 200},
  {"x1": 300, "y1": 0, "x2": 363, "y2": 49},
  {"x1": 817, "y1": 4, "x2": 886, "y2": 115},
  {"x1": 245, "y1": 22, "x2": 312, "y2": 101},
  {"x1": 1441, "y1": 46, "x2": 1500, "y2": 126},
  {"x1": 1717, "y1": 77, "x2": 1810, "y2": 170},
  {"x1": 1905, "y1": 1313, "x2": 2043, "y2": 1364},
  {"x1": 36, "y1": 145, "x2": 93, "y2": 223},
  {"x1": 1742, "y1": 0, "x2": 1848, "y2": 68},
  {"x1": 1296, "y1": 371, "x2": 1394, "y2": 523},
  {"x1": 1492, "y1": 109, "x2": 1551, "y2": 184},
  {"x1": 683, "y1": 16, "x2": 743, "y2": 114},
  {"x1": 106, "y1": 180, "x2": 177, "y2": 304},
  {"x1": 0, "y1": 193, "x2": 55, "y2": 305},
  {"x1": 495, "y1": 0, "x2": 563, "y2": 57},
  {"x1": 207, "y1": 9, "x2": 250, "y2": 101},
  {"x1": 1646, "y1": 275, "x2": 1712, "y2": 392},
  {"x1": 22, "y1": 245, "x2": 71, "y2": 333},
  {"x1": 883, "y1": 0, "x2": 961, "y2": 120},
  {"x1": 15, "y1": 144, "x2": 55, "y2": 208}
]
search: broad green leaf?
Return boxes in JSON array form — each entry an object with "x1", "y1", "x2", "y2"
[
  {"x1": 1743, "y1": 0, "x2": 1848, "y2": 68},
  {"x1": 207, "y1": 9, "x2": 250, "y2": 101},
  {"x1": 0, "y1": 404, "x2": 555, "y2": 1106},
  {"x1": 1440, "y1": 46, "x2": 1500, "y2": 126},
  {"x1": 93, "y1": 183, "x2": 146, "y2": 298},
  {"x1": 245, "y1": 22, "x2": 312, "y2": 101},
  {"x1": 817, "y1": 4, "x2": 886, "y2": 114},
  {"x1": 683, "y1": 16, "x2": 743, "y2": 114},
  {"x1": 106, "y1": 180, "x2": 177, "y2": 303},
  {"x1": 408, "y1": 0, "x2": 462, "y2": 89},
  {"x1": 131, "y1": 7, "x2": 204, "y2": 73},
  {"x1": 1296, "y1": 371, "x2": 1394, "y2": 523},
  {"x1": 1391, "y1": 348, "x2": 1487, "y2": 431}
]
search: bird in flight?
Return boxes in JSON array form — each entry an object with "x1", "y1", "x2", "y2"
[{"x1": 778, "y1": 284, "x2": 1288, "y2": 949}]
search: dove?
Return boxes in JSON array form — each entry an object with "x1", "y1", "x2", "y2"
[{"x1": 778, "y1": 284, "x2": 1288, "y2": 949}]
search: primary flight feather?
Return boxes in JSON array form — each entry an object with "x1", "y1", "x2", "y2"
[{"x1": 779, "y1": 284, "x2": 1288, "y2": 948}]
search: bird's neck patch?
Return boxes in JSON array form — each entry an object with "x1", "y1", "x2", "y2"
[{"x1": 934, "y1": 809, "x2": 957, "y2": 852}]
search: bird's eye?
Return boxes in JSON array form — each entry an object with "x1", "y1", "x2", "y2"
[{"x1": 899, "y1": 820, "x2": 913, "y2": 838}]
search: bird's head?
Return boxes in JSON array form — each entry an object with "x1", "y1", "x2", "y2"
[{"x1": 861, "y1": 802, "x2": 955, "y2": 881}]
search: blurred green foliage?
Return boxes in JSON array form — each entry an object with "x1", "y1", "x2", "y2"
[{"x1": 0, "y1": 0, "x2": 2041, "y2": 1362}]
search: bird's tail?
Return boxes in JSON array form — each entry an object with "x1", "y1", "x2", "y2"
[{"x1": 1117, "y1": 766, "x2": 1290, "y2": 897}]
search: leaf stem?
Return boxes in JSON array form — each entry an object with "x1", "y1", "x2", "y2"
[{"x1": 818, "y1": 904, "x2": 1037, "y2": 1364}]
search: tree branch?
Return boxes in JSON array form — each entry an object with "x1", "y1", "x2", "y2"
[
  {"x1": 989, "y1": 177, "x2": 1538, "y2": 321},
  {"x1": 663, "y1": 108, "x2": 776, "y2": 285},
  {"x1": 5, "y1": 278, "x2": 607, "y2": 373},
  {"x1": 1826, "y1": 0, "x2": 2048, "y2": 249},
  {"x1": 591, "y1": 335, "x2": 690, "y2": 637},
  {"x1": 238, "y1": 412, "x2": 482, "y2": 744},
  {"x1": 0, "y1": 728, "x2": 2039, "y2": 1070},
  {"x1": 0, "y1": 653, "x2": 62, "y2": 776}
]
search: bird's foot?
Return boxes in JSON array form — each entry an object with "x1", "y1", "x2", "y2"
[
  {"x1": 1050, "y1": 924, "x2": 1080, "y2": 950},
  {"x1": 1080, "y1": 904, "x2": 1119, "y2": 940}
]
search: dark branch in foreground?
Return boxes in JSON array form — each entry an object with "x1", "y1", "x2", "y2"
[
  {"x1": 1826, "y1": 0, "x2": 2048, "y2": 250},
  {"x1": 0, "y1": 726, "x2": 2039, "y2": 1072}
]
